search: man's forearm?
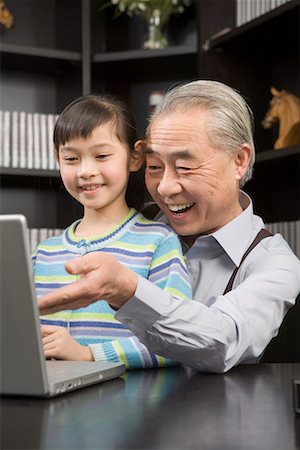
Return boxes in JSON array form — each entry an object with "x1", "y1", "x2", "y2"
[{"x1": 115, "y1": 276, "x2": 237, "y2": 372}]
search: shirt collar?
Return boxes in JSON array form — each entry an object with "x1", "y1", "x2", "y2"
[{"x1": 209, "y1": 191, "x2": 254, "y2": 267}]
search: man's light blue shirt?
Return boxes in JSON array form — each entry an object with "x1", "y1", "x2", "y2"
[{"x1": 116, "y1": 192, "x2": 300, "y2": 372}]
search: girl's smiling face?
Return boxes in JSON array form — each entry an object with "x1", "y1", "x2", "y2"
[{"x1": 58, "y1": 121, "x2": 133, "y2": 219}]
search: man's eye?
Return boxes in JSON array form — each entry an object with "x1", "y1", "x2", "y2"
[
  {"x1": 176, "y1": 167, "x2": 191, "y2": 172},
  {"x1": 147, "y1": 165, "x2": 162, "y2": 171}
]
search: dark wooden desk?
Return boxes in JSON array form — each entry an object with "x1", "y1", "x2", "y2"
[{"x1": 1, "y1": 363, "x2": 300, "y2": 450}]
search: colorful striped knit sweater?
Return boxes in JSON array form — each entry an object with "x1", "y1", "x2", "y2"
[{"x1": 33, "y1": 209, "x2": 192, "y2": 369}]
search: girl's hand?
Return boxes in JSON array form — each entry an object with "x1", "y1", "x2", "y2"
[{"x1": 41, "y1": 325, "x2": 93, "y2": 361}]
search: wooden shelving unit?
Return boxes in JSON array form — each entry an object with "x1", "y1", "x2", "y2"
[
  {"x1": 0, "y1": 0, "x2": 299, "y2": 362},
  {"x1": 1, "y1": 0, "x2": 298, "y2": 223},
  {"x1": 196, "y1": 0, "x2": 300, "y2": 362}
]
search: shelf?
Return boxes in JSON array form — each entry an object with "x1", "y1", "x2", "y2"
[
  {"x1": 0, "y1": 168, "x2": 60, "y2": 178},
  {"x1": 256, "y1": 145, "x2": 300, "y2": 163},
  {"x1": 93, "y1": 45, "x2": 197, "y2": 63},
  {"x1": 92, "y1": 45, "x2": 198, "y2": 80},
  {"x1": 1, "y1": 43, "x2": 81, "y2": 74},
  {"x1": 203, "y1": 0, "x2": 299, "y2": 51},
  {"x1": 250, "y1": 145, "x2": 300, "y2": 188}
]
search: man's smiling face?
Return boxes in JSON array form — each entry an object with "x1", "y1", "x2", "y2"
[{"x1": 145, "y1": 108, "x2": 244, "y2": 245}]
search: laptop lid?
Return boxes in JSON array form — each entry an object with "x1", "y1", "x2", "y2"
[{"x1": 0, "y1": 214, "x2": 125, "y2": 397}]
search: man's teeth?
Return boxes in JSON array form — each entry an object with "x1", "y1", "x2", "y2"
[{"x1": 168, "y1": 203, "x2": 194, "y2": 212}]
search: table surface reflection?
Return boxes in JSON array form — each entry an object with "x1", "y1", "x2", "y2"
[{"x1": 1, "y1": 363, "x2": 300, "y2": 450}]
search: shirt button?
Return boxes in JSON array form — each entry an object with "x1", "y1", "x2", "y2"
[{"x1": 123, "y1": 319, "x2": 132, "y2": 325}]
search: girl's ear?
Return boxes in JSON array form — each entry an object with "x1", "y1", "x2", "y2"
[
  {"x1": 55, "y1": 149, "x2": 60, "y2": 165},
  {"x1": 130, "y1": 140, "x2": 145, "y2": 172}
]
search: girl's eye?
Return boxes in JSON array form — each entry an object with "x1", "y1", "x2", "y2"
[
  {"x1": 64, "y1": 157, "x2": 78, "y2": 162},
  {"x1": 96, "y1": 154, "x2": 109, "y2": 160}
]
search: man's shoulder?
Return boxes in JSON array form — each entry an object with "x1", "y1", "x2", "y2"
[
  {"x1": 260, "y1": 231, "x2": 299, "y2": 261},
  {"x1": 240, "y1": 231, "x2": 300, "y2": 281}
]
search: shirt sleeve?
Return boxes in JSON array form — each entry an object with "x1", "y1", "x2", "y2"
[{"x1": 116, "y1": 239, "x2": 300, "y2": 373}]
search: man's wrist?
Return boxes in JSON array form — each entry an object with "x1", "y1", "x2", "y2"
[{"x1": 108, "y1": 267, "x2": 138, "y2": 310}]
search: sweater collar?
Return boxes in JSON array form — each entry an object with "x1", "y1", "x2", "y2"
[{"x1": 62, "y1": 208, "x2": 139, "y2": 254}]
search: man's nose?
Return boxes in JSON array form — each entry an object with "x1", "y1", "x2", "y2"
[{"x1": 157, "y1": 170, "x2": 182, "y2": 198}]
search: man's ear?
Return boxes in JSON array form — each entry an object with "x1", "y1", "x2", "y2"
[
  {"x1": 130, "y1": 140, "x2": 145, "y2": 172},
  {"x1": 234, "y1": 144, "x2": 252, "y2": 181}
]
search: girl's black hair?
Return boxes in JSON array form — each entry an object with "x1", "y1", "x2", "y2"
[{"x1": 54, "y1": 94, "x2": 145, "y2": 211}]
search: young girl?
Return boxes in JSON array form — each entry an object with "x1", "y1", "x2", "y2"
[{"x1": 33, "y1": 94, "x2": 192, "y2": 369}]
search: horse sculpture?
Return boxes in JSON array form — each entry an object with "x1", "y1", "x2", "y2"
[
  {"x1": 0, "y1": 0, "x2": 13, "y2": 29},
  {"x1": 262, "y1": 87, "x2": 300, "y2": 149}
]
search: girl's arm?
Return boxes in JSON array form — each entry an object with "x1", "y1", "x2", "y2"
[
  {"x1": 87, "y1": 231, "x2": 192, "y2": 369},
  {"x1": 89, "y1": 336, "x2": 177, "y2": 369}
]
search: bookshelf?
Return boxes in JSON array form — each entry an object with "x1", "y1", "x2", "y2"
[
  {"x1": 197, "y1": 0, "x2": 299, "y2": 219},
  {"x1": 1, "y1": 0, "x2": 299, "y2": 361},
  {"x1": 1, "y1": 0, "x2": 298, "y2": 238},
  {"x1": 196, "y1": 0, "x2": 300, "y2": 362},
  {"x1": 0, "y1": 0, "x2": 84, "y2": 228},
  {"x1": 90, "y1": 0, "x2": 198, "y2": 137},
  {"x1": 0, "y1": 0, "x2": 198, "y2": 228}
]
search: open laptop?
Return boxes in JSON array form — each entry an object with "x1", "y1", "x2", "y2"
[{"x1": 0, "y1": 214, "x2": 125, "y2": 397}]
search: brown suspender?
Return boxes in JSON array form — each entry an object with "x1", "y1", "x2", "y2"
[{"x1": 223, "y1": 229, "x2": 273, "y2": 295}]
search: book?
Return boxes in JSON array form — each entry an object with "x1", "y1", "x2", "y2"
[
  {"x1": 29, "y1": 227, "x2": 64, "y2": 252},
  {"x1": 33, "y1": 113, "x2": 41, "y2": 169},
  {"x1": 11, "y1": 111, "x2": 19, "y2": 168},
  {"x1": 40, "y1": 113, "x2": 48, "y2": 170},
  {"x1": 2, "y1": 111, "x2": 11, "y2": 167},
  {"x1": 149, "y1": 90, "x2": 164, "y2": 116},
  {"x1": 19, "y1": 111, "x2": 27, "y2": 168},
  {"x1": 266, "y1": 220, "x2": 300, "y2": 258},
  {"x1": 47, "y1": 114, "x2": 57, "y2": 170},
  {"x1": 236, "y1": 0, "x2": 291, "y2": 26},
  {"x1": 26, "y1": 113, "x2": 34, "y2": 169}
]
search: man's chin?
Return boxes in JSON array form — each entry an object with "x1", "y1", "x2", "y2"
[{"x1": 165, "y1": 219, "x2": 193, "y2": 237}]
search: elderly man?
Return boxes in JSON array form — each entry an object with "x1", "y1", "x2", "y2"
[{"x1": 39, "y1": 80, "x2": 300, "y2": 372}]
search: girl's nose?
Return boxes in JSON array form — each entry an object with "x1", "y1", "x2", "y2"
[{"x1": 77, "y1": 160, "x2": 97, "y2": 178}]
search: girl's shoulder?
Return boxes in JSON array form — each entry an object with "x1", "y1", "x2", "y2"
[
  {"x1": 134, "y1": 213, "x2": 176, "y2": 237},
  {"x1": 34, "y1": 233, "x2": 65, "y2": 255}
]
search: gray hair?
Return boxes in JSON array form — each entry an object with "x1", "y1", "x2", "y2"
[{"x1": 148, "y1": 80, "x2": 255, "y2": 187}]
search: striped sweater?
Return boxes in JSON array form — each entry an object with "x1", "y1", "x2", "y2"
[{"x1": 33, "y1": 209, "x2": 192, "y2": 369}]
